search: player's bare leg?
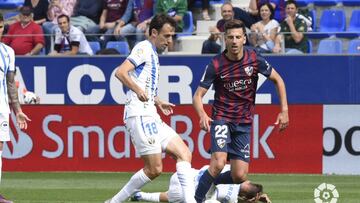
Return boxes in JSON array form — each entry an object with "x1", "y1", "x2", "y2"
[
  {"x1": 107, "y1": 154, "x2": 162, "y2": 203},
  {"x1": 0, "y1": 142, "x2": 13, "y2": 203}
]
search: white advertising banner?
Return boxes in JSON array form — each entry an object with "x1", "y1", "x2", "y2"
[{"x1": 323, "y1": 105, "x2": 360, "y2": 174}]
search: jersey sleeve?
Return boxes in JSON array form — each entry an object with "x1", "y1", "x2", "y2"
[
  {"x1": 70, "y1": 29, "x2": 81, "y2": 43},
  {"x1": 256, "y1": 52, "x2": 273, "y2": 77},
  {"x1": 127, "y1": 43, "x2": 147, "y2": 67},
  {"x1": 199, "y1": 62, "x2": 216, "y2": 89},
  {"x1": 7, "y1": 47, "x2": 15, "y2": 72}
]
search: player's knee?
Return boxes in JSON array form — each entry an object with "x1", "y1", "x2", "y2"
[
  {"x1": 232, "y1": 170, "x2": 248, "y2": 183},
  {"x1": 210, "y1": 161, "x2": 226, "y2": 176},
  {"x1": 144, "y1": 165, "x2": 163, "y2": 179}
]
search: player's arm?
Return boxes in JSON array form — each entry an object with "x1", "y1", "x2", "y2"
[
  {"x1": 6, "y1": 71, "x2": 31, "y2": 129},
  {"x1": 268, "y1": 68, "x2": 289, "y2": 131},
  {"x1": 193, "y1": 86, "x2": 213, "y2": 132},
  {"x1": 115, "y1": 59, "x2": 148, "y2": 102}
]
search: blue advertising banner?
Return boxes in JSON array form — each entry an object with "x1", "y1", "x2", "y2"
[{"x1": 15, "y1": 55, "x2": 360, "y2": 104}]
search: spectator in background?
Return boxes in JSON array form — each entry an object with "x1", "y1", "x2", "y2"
[
  {"x1": 156, "y1": 0, "x2": 187, "y2": 51},
  {"x1": 2, "y1": 6, "x2": 45, "y2": 55},
  {"x1": 201, "y1": 2, "x2": 234, "y2": 54},
  {"x1": 188, "y1": 0, "x2": 210, "y2": 20},
  {"x1": 249, "y1": 3, "x2": 279, "y2": 53},
  {"x1": 70, "y1": 0, "x2": 103, "y2": 33},
  {"x1": 273, "y1": 0, "x2": 308, "y2": 54},
  {"x1": 49, "y1": 14, "x2": 93, "y2": 55},
  {"x1": 42, "y1": 0, "x2": 77, "y2": 53},
  {"x1": 86, "y1": 0, "x2": 133, "y2": 48},
  {"x1": 24, "y1": 0, "x2": 49, "y2": 25},
  {"x1": 236, "y1": 0, "x2": 285, "y2": 29},
  {"x1": 121, "y1": 0, "x2": 156, "y2": 48}
]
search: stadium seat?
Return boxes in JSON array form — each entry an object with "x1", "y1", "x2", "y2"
[
  {"x1": 39, "y1": 48, "x2": 45, "y2": 55},
  {"x1": 0, "y1": 0, "x2": 24, "y2": 9},
  {"x1": 88, "y1": 41, "x2": 101, "y2": 54},
  {"x1": 307, "y1": 39, "x2": 313, "y2": 53},
  {"x1": 317, "y1": 10, "x2": 346, "y2": 38},
  {"x1": 178, "y1": 11, "x2": 194, "y2": 37},
  {"x1": 337, "y1": 10, "x2": 360, "y2": 38},
  {"x1": 106, "y1": 41, "x2": 130, "y2": 55},
  {"x1": 310, "y1": 10, "x2": 316, "y2": 31},
  {"x1": 317, "y1": 39, "x2": 343, "y2": 54},
  {"x1": 4, "y1": 11, "x2": 19, "y2": 20},
  {"x1": 304, "y1": 10, "x2": 317, "y2": 38},
  {"x1": 193, "y1": 0, "x2": 224, "y2": 8},
  {"x1": 296, "y1": 0, "x2": 314, "y2": 7},
  {"x1": 313, "y1": 0, "x2": 339, "y2": 6},
  {"x1": 342, "y1": 0, "x2": 360, "y2": 6},
  {"x1": 348, "y1": 39, "x2": 360, "y2": 54}
]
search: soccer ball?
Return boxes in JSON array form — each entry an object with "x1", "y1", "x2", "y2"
[
  {"x1": 204, "y1": 200, "x2": 221, "y2": 203},
  {"x1": 23, "y1": 91, "x2": 38, "y2": 104}
]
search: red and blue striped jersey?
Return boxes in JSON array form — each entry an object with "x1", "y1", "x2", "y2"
[{"x1": 199, "y1": 47, "x2": 273, "y2": 124}]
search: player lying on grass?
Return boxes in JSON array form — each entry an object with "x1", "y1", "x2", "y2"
[{"x1": 131, "y1": 165, "x2": 271, "y2": 203}]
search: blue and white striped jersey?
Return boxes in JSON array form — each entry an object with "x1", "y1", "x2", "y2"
[
  {"x1": 0, "y1": 43, "x2": 15, "y2": 114},
  {"x1": 124, "y1": 40, "x2": 160, "y2": 120}
]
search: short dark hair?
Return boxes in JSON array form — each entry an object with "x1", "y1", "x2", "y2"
[
  {"x1": 224, "y1": 19, "x2": 246, "y2": 35},
  {"x1": 148, "y1": 13, "x2": 176, "y2": 36},
  {"x1": 0, "y1": 13, "x2": 3, "y2": 22},
  {"x1": 57, "y1": 14, "x2": 70, "y2": 22},
  {"x1": 286, "y1": 0, "x2": 298, "y2": 8},
  {"x1": 259, "y1": 3, "x2": 275, "y2": 20}
]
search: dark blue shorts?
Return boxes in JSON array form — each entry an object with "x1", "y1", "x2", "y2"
[{"x1": 210, "y1": 120, "x2": 251, "y2": 162}]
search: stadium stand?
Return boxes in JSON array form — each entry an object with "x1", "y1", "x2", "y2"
[
  {"x1": 317, "y1": 39, "x2": 343, "y2": 53},
  {"x1": 2, "y1": 0, "x2": 360, "y2": 55},
  {"x1": 106, "y1": 41, "x2": 130, "y2": 55}
]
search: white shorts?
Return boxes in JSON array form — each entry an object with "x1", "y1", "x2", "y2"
[
  {"x1": 125, "y1": 116, "x2": 178, "y2": 156},
  {"x1": 0, "y1": 113, "x2": 10, "y2": 142},
  {"x1": 168, "y1": 173, "x2": 184, "y2": 203}
]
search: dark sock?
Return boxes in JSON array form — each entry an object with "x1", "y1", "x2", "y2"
[
  {"x1": 213, "y1": 171, "x2": 234, "y2": 185},
  {"x1": 195, "y1": 170, "x2": 215, "y2": 203}
]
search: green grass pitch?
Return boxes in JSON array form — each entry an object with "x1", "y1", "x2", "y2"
[{"x1": 0, "y1": 172, "x2": 359, "y2": 203}]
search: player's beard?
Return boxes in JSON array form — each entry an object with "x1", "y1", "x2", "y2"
[{"x1": 156, "y1": 46, "x2": 166, "y2": 54}]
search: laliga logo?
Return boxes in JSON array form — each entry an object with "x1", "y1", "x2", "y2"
[
  {"x1": 314, "y1": 183, "x2": 339, "y2": 203},
  {"x1": 3, "y1": 112, "x2": 33, "y2": 159}
]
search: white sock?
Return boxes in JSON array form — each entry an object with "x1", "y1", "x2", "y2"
[
  {"x1": 176, "y1": 161, "x2": 196, "y2": 203},
  {"x1": 110, "y1": 169, "x2": 151, "y2": 203},
  {"x1": 0, "y1": 151, "x2": 2, "y2": 183},
  {"x1": 138, "y1": 192, "x2": 161, "y2": 202}
]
